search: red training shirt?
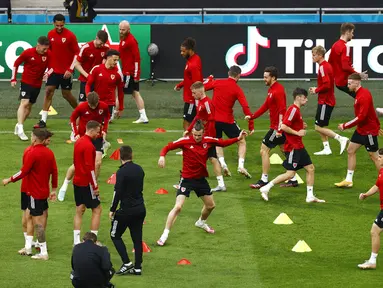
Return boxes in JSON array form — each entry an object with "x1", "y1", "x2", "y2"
[
  {"x1": 11, "y1": 48, "x2": 51, "y2": 88},
  {"x1": 70, "y1": 101, "x2": 110, "y2": 138},
  {"x1": 342, "y1": 87, "x2": 380, "y2": 135},
  {"x1": 315, "y1": 60, "x2": 335, "y2": 106},
  {"x1": 186, "y1": 96, "x2": 215, "y2": 137},
  {"x1": 204, "y1": 77, "x2": 254, "y2": 131},
  {"x1": 86, "y1": 64, "x2": 124, "y2": 109},
  {"x1": 48, "y1": 27, "x2": 79, "y2": 74},
  {"x1": 176, "y1": 54, "x2": 203, "y2": 104},
  {"x1": 375, "y1": 168, "x2": 383, "y2": 210},
  {"x1": 251, "y1": 82, "x2": 286, "y2": 132},
  {"x1": 73, "y1": 135, "x2": 98, "y2": 191},
  {"x1": 282, "y1": 104, "x2": 305, "y2": 152},
  {"x1": 76, "y1": 41, "x2": 109, "y2": 82},
  {"x1": 328, "y1": 39, "x2": 356, "y2": 86},
  {"x1": 20, "y1": 146, "x2": 33, "y2": 193},
  {"x1": 119, "y1": 33, "x2": 141, "y2": 81},
  {"x1": 11, "y1": 144, "x2": 58, "y2": 200},
  {"x1": 160, "y1": 136, "x2": 239, "y2": 179}
]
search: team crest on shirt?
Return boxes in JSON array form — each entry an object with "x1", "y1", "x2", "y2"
[
  {"x1": 42, "y1": 57, "x2": 46, "y2": 62},
  {"x1": 293, "y1": 163, "x2": 298, "y2": 168},
  {"x1": 181, "y1": 187, "x2": 186, "y2": 192},
  {"x1": 121, "y1": 41, "x2": 125, "y2": 46},
  {"x1": 101, "y1": 52, "x2": 105, "y2": 57},
  {"x1": 62, "y1": 38, "x2": 66, "y2": 43},
  {"x1": 21, "y1": 91, "x2": 26, "y2": 96},
  {"x1": 203, "y1": 143, "x2": 207, "y2": 149},
  {"x1": 111, "y1": 74, "x2": 115, "y2": 80},
  {"x1": 99, "y1": 109, "x2": 103, "y2": 115}
]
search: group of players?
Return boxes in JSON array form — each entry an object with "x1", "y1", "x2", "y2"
[{"x1": 2, "y1": 17, "x2": 383, "y2": 272}]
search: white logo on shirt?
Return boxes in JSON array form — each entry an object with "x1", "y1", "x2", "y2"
[
  {"x1": 268, "y1": 93, "x2": 272, "y2": 98},
  {"x1": 51, "y1": 38, "x2": 54, "y2": 41},
  {"x1": 190, "y1": 145, "x2": 194, "y2": 149},
  {"x1": 62, "y1": 38, "x2": 66, "y2": 43},
  {"x1": 42, "y1": 56, "x2": 46, "y2": 62},
  {"x1": 121, "y1": 41, "x2": 125, "y2": 46},
  {"x1": 90, "y1": 54, "x2": 94, "y2": 58},
  {"x1": 99, "y1": 109, "x2": 103, "y2": 115},
  {"x1": 99, "y1": 73, "x2": 103, "y2": 76},
  {"x1": 185, "y1": 65, "x2": 188, "y2": 70},
  {"x1": 31, "y1": 57, "x2": 35, "y2": 61},
  {"x1": 203, "y1": 143, "x2": 207, "y2": 149},
  {"x1": 101, "y1": 52, "x2": 105, "y2": 57},
  {"x1": 85, "y1": 111, "x2": 90, "y2": 115},
  {"x1": 111, "y1": 74, "x2": 115, "y2": 80}
]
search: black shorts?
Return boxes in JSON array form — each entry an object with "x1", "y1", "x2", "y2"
[
  {"x1": 315, "y1": 104, "x2": 334, "y2": 127},
  {"x1": 177, "y1": 178, "x2": 212, "y2": 198},
  {"x1": 374, "y1": 209, "x2": 383, "y2": 229},
  {"x1": 79, "y1": 81, "x2": 87, "y2": 102},
  {"x1": 350, "y1": 130, "x2": 379, "y2": 152},
  {"x1": 46, "y1": 73, "x2": 73, "y2": 90},
  {"x1": 336, "y1": 85, "x2": 356, "y2": 98},
  {"x1": 283, "y1": 148, "x2": 312, "y2": 171},
  {"x1": 262, "y1": 129, "x2": 286, "y2": 149},
  {"x1": 92, "y1": 137, "x2": 104, "y2": 153},
  {"x1": 183, "y1": 102, "x2": 197, "y2": 123},
  {"x1": 28, "y1": 196, "x2": 48, "y2": 216},
  {"x1": 208, "y1": 146, "x2": 217, "y2": 158},
  {"x1": 123, "y1": 74, "x2": 139, "y2": 94},
  {"x1": 21, "y1": 192, "x2": 29, "y2": 210},
  {"x1": 19, "y1": 82, "x2": 41, "y2": 104},
  {"x1": 215, "y1": 121, "x2": 241, "y2": 138},
  {"x1": 73, "y1": 185, "x2": 100, "y2": 209}
]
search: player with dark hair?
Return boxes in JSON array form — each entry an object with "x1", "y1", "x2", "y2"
[
  {"x1": 35, "y1": 13, "x2": 80, "y2": 128},
  {"x1": 335, "y1": 73, "x2": 380, "y2": 188},
  {"x1": 58, "y1": 92, "x2": 110, "y2": 201},
  {"x1": 3, "y1": 128, "x2": 58, "y2": 260},
  {"x1": 247, "y1": 66, "x2": 298, "y2": 189},
  {"x1": 309, "y1": 45, "x2": 349, "y2": 156},
  {"x1": 12, "y1": 36, "x2": 51, "y2": 141},
  {"x1": 157, "y1": 120, "x2": 248, "y2": 246},
  {"x1": 328, "y1": 23, "x2": 368, "y2": 98},
  {"x1": 259, "y1": 88, "x2": 325, "y2": 203},
  {"x1": 204, "y1": 65, "x2": 254, "y2": 178},
  {"x1": 175, "y1": 37, "x2": 203, "y2": 138},
  {"x1": 110, "y1": 145, "x2": 146, "y2": 276},
  {"x1": 358, "y1": 148, "x2": 383, "y2": 270},
  {"x1": 72, "y1": 120, "x2": 102, "y2": 246},
  {"x1": 119, "y1": 20, "x2": 149, "y2": 124}
]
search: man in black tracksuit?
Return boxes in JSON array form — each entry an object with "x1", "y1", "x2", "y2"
[{"x1": 109, "y1": 145, "x2": 146, "y2": 276}]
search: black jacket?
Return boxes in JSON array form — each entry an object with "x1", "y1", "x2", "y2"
[{"x1": 64, "y1": 0, "x2": 97, "y2": 23}]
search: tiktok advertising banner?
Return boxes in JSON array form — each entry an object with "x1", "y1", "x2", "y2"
[{"x1": 151, "y1": 24, "x2": 383, "y2": 79}]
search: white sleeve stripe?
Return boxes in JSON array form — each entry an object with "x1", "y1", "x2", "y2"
[
  {"x1": 89, "y1": 65, "x2": 99, "y2": 74},
  {"x1": 134, "y1": 62, "x2": 138, "y2": 77},
  {"x1": 172, "y1": 137, "x2": 188, "y2": 144},
  {"x1": 110, "y1": 191, "x2": 116, "y2": 208},
  {"x1": 69, "y1": 56, "x2": 77, "y2": 70},
  {"x1": 90, "y1": 170, "x2": 98, "y2": 187},
  {"x1": 12, "y1": 171, "x2": 22, "y2": 178},
  {"x1": 12, "y1": 67, "x2": 17, "y2": 80},
  {"x1": 204, "y1": 136, "x2": 219, "y2": 141},
  {"x1": 205, "y1": 102, "x2": 211, "y2": 114},
  {"x1": 70, "y1": 123, "x2": 76, "y2": 133},
  {"x1": 346, "y1": 45, "x2": 350, "y2": 57},
  {"x1": 345, "y1": 117, "x2": 358, "y2": 127},
  {"x1": 287, "y1": 107, "x2": 297, "y2": 121},
  {"x1": 319, "y1": 65, "x2": 325, "y2": 77},
  {"x1": 78, "y1": 43, "x2": 89, "y2": 57}
]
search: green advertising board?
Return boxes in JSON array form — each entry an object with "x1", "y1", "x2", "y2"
[{"x1": 0, "y1": 24, "x2": 150, "y2": 80}]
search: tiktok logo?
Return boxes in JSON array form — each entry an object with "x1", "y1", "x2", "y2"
[{"x1": 225, "y1": 26, "x2": 270, "y2": 76}]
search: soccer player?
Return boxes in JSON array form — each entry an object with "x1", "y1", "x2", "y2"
[
  {"x1": 86, "y1": 49, "x2": 124, "y2": 123},
  {"x1": 204, "y1": 65, "x2": 254, "y2": 178},
  {"x1": 247, "y1": 66, "x2": 297, "y2": 189},
  {"x1": 110, "y1": 146, "x2": 146, "y2": 276},
  {"x1": 35, "y1": 13, "x2": 80, "y2": 128},
  {"x1": 185, "y1": 81, "x2": 226, "y2": 192},
  {"x1": 175, "y1": 37, "x2": 203, "y2": 133},
  {"x1": 259, "y1": 88, "x2": 325, "y2": 203},
  {"x1": 73, "y1": 120, "x2": 102, "y2": 246},
  {"x1": 335, "y1": 73, "x2": 380, "y2": 188},
  {"x1": 3, "y1": 128, "x2": 58, "y2": 260},
  {"x1": 118, "y1": 20, "x2": 149, "y2": 124},
  {"x1": 309, "y1": 46, "x2": 349, "y2": 156},
  {"x1": 328, "y1": 23, "x2": 368, "y2": 98},
  {"x1": 74, "y1": 30, "x2": 109, "y2": 103},
  {"x1": 357, "y1": 148, "x2": 383, "y2": 270},
  {"x1": 11, "y1": 36, "x2": 51, "y2": 141},
  {"x1": 58, "y1": 92, "x2": 110, "y2": 201},
  {"x1": 157, "y1": 120, "x2": 247, "y2": 246}
]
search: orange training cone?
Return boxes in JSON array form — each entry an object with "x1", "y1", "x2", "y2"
[
  {"x1": 109, "y1": 149, "x2": 120, "y2": 160},
  {"x1": 107, "y1": 173, "x2": 116, "y2": 184},
  {"x1": 156, "y1": 188, "x2": 168, "y2": 195},
  {"x1": 132, "y1": 241, "x2": 152, "y2": 253},
  {"x1": 154, "y1": 128, "x2": 166, "y2": 133},
  {"x1": 177, "y1": 258, "x2": 191, "y2": 265}
]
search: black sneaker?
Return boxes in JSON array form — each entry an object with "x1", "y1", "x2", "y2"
[
  {"x1": 280, "y1": 180, "x2": 299, "y2": 188},
  {"x1": 128, "y1": 268, "x2": 142, "y2": 275},
  {"x1": 116, "y1": 263, "x2": 134, "y2": 275},
  {"x1": 250, "y1": 180, "x2": 268, "y2": 189},
  {"x1": 34, "y1": 120, "x2": 46, "y2": 129}
]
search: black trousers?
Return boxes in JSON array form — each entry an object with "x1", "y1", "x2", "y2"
[{"x1": 110, "y1": 206, "x2": 146, "y2": 269}]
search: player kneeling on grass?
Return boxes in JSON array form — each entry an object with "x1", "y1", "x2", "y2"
[
  {"x1": 3, "y1": 128, "x2": 58, "y2": 260},
  {"x1": 259, "y1": 88, "x2": 325, "y2": 203},
  {"x1": 58, "y1": 92, "x2": 110, "y2": 201},
  {"x1": 358, "y1": 148, "x2": 383, "y2": 270},
  {"x1": 156, "y1": 120, "x2": 247, "y2": 246}
]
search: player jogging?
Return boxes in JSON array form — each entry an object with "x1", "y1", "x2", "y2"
[
  {"x1": 157, "y1": 120, "x2": 247, "y2": 246},
  {"x1": 259, "y1": 88, "x2": 325, "y2": 203},
  {"x1": 309, "y1": 45, "x2": 349, "y2": 156}
]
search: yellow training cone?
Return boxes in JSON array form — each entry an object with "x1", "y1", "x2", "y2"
[
  {"x1": 39, "y1": 106, "x2": 58, "y2": 116},
  {"x1": 292, "y1": 240, "x2": 312, "y2": 253},
  {"x1": 273, "y1": 213, "x2": 293, "y2": 225},
  {"x1": 270, "y1": 153, "x2": 283, "y2": 164}
]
